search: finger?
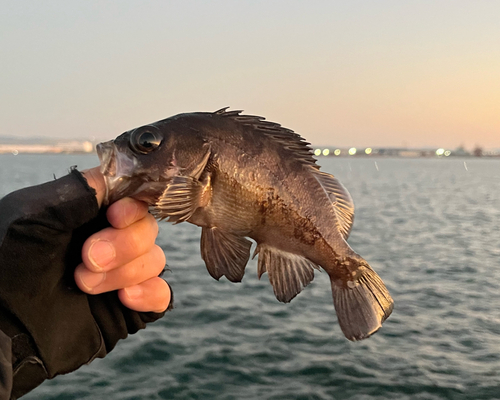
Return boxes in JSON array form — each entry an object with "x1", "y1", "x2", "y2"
[
  {"x1": 106, "y1": 197, "x2": 150, "y2": 229},
  {"x1": 118, "y1": 278, "x2": 171, "y2": 313},
  {"x1": 81, "y1": 167, "x2": 106, "y2": 208},
  {"x1": 76, "y1": 244, "x2": 166, "y2": 294},
  {"x1": 82, "y1": 213, "x2": 159, "y2": 272}
]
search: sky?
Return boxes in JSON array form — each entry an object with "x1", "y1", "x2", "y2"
[{"x1": 1, "y1": 1, "x2": 499, "y2": 149}]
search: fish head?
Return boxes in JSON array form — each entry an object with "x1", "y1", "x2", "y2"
[{"x1": 97, "y1": 118, "x2": 210, "y2": 205}]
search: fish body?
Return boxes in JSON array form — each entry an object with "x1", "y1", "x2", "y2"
[{"x1": 97, "y1": 108, "x2": 393, "y2": 341}]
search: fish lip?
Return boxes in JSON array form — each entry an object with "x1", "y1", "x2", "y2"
[
  {"x1": 96, "y1": 140, "x2": 138, "y2": 205},
  {"x1": 96, "y1": 141, "x2": 115, "y2": 176}
]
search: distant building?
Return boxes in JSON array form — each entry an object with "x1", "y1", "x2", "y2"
[
  {"x1": 0, "y1": 141, "x2": 94, "y2": 154},
  {"x1": 473, "y1": 146, "x2": 483, "y2": 157}
]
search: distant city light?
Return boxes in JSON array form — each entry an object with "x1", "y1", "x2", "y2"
[
  {"x1": 314, "y1": 149, "x2": 321, "y2": 156},
  {"x1": 365, "y1": 147, "x2": 372, "y2": 155},
  {"x1": 348, "y1": 147, "x2": 357, "y2": 155},
  {"x1": 83, "y1": 141, "x2": 94, "y2": 153},
  {"x1": 334, "y1": 149, "x2": 341, "y2": 156},
  {"x1": 322, "y1": 148, "x2": 330, "y2": 156},
  {"x1": 436, "y1": 148, "x2": 445, "y2": 156}
]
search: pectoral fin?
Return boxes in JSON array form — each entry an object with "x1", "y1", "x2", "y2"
[
  {"x1": 152, "y1": 175, "x2": 211, "y2": 223},
  {"x1": 255, "y1": 244, "x2": 319, "y2": 303},
  {"x1": 200, "y1": 227, "x2": 252, "y2": 282}
]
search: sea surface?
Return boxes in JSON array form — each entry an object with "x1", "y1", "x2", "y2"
[{"x1": 1, "y1": 154, "x2": 499, "y2": 400}]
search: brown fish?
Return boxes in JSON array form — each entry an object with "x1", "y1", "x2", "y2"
[{"x1": 97, "y1": 108, "x2": 393, "y2": 341}]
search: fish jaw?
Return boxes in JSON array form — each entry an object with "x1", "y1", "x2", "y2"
[
  {"x1": 96, "y1": 140, "x2": 181, "y2": 206},
  {"x1": 96, "y1": 140, "x2": 143, "y2": 205}
]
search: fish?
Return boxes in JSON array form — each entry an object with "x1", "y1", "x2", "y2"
[{"x1": 96, "y1": 108, "x2": 393, "y2": 341}]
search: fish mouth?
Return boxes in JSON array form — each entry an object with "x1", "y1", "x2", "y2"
[
  {"x1": 96, "y1": 140, "x2": 178, "y2": 206},
  {"x1": 97, "y1": 140, "x2": 140, "y2": 205}
]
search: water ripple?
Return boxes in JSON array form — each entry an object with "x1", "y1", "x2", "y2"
[{"x1": 4, "y1": 155, "x2": 499, "y2": 400}]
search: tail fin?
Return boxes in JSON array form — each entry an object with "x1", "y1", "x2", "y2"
[{"x1": 330, "y1": 263, "x2": 393, "y2": 341}]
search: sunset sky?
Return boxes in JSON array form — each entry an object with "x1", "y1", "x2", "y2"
[{"x1": 1, "y1": 1, "x2": 499, "y2": 150}]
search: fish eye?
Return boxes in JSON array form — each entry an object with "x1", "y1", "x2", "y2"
[{"x1": 130, "y1": 126, "x2": 162, "y2": 154}]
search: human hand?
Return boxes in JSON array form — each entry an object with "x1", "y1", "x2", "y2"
[
  {"x1": 77, "y1": 167, "x2": 171, "y2": 313},
  {"x1": 0, "y1": 167, "x2": 172, "y2": 397}
]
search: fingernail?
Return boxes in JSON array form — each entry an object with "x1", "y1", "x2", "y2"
[
  {"x1": 124, "y1": 285, "x2": 143, "y2": 299},
  {"x1": 124, "y1": 200, "x2": 141, "y2": 227},
  {"x1": 79, "y1": 270, "x2": 106, "y2": 292},
  {"x1": 89, "y1": 240, "x2": 115, "y2": 270}
]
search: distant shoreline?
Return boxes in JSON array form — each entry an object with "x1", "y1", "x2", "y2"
[
  {"x1": 1, "y1": 141, "x2": 498, "y2": 158},
  {"x1": 1, "y1": 152, "x2": 499, "y2": 159},
  {"x1": 0, "y1": 141, "x2": 95, "y2": 155}
]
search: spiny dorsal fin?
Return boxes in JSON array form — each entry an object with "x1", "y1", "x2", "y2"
[
  {"x1": 213, "y1": 108, "x2": 319, "y2": 170},
  {"x1": 314, "y1": 170, "x2": 355, "y2": 240},
  {"x1": 254, "y1": 244, "x2": 320, "y2": 303}
]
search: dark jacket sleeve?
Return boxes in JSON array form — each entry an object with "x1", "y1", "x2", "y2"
[
  {"x1": 0, "y1": 330, "x2": 12, "y2": 400},
  {"x1": 0, "y1": 169, "x2": 166, "y2": 399}
]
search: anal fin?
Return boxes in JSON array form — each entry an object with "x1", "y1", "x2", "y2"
[
  {"x1": 330, "y1": 263, "x2": 393, "y2": 341},
  {"x1": 255, "y1": 244, "x2": 319, "y2": 303},
  {"x1": 200, "y1": 227, "x2": 251, "y2": 283}
]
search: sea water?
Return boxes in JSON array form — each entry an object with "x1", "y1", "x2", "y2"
[{"x1": 1, "y1": 154, "x2": 499, "y2": 400}]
